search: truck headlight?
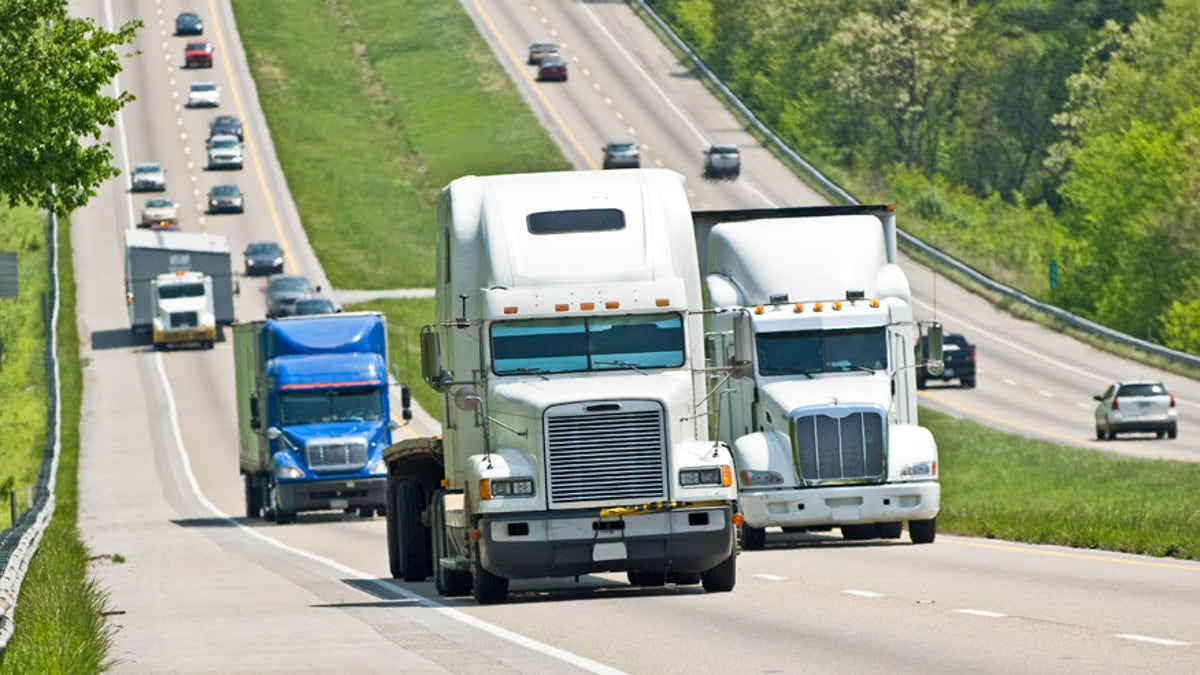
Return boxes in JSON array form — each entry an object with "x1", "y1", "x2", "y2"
[
  {"x1": 479, "y1": 478, "x2": 535, "y2": 499},
  {"x1": 276, "y1": 465, "x2": 305, "y2": 480},
  {"x1": 900, "y1": 460, "x2": 937, "y2": 478},
  {"x1": 368, "y1": 458, "x2": 387, "y2": 475},
  {"x1": 680, "y1": 465, "x2": 732, "y2": 487},
  {"x1": 739, "y1": 469, "x2": 784, "y2": 486}
]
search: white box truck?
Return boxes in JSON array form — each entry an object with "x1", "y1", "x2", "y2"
[
  {"x1": 694, "y1": 204, "x2": 943, "y2": 547},
  {"x1": 385, "y1": 169, "x2": 740, "y2": 604}
]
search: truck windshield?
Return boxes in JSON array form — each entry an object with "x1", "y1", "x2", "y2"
[
  {"x1": 491, "y1": 313, "x2": 685, "y2": 375},
  {"x1": 757, "y1": 327, "x2": 887, "y2": 376},
  {"x1": 158, "y1": 283, "x2": 206, "y2": 299},
  {"x1": 278, "y1": 386, "x2": 384, "y2": 425}
]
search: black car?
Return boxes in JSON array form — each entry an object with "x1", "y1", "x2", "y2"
[
  {"x1": 292, "y1": 297, "x2": 339, "y2": 316},
  {"x1": 243, "y1": 241, "x2": 284, "y2": 276},
  {"x1": 703, "y1": 144, "x2": 741, "y2": 180},
  {"x1": 208, "y1": 114, "x2": 243, "y2": 142},
  {"x1": 917, "y1": 332, "x2": 977, "y2": 389},
  {"x1": 207, "y1": 184, "x2": 244, "y2": 214},
  {"x1": 265, "y1": 274, "x2": 317, "y2": 318},
  {"x1": 174, "y1": 12, "x2": 203, "y2": 36}
]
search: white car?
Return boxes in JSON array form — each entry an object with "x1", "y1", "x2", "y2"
[
  {"x1": 206, "y1": 134, "x2": 243, "y2": 170},
  {"x1": 186, "y1": 82, "x2": 220, "y2": 108},
  {"x1": 1094, "y1": 380, "x2": 1178, "y2": 440},
  {"x1": 130, "y1": 162, "x2": 166, "y2": 192},
  {"x1": 140, "y1": 198, "x2": 179, "y2": 229}
]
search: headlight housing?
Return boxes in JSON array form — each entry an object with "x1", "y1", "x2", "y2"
[
  {"x1": 479, "y1": 477, "x2": 535, "y2": 499},
  {"x1": 739, "y1": 469, "x2": 784, "y2": 486},
  {"x1": 900, "y1": 460, "x2": 937, "y2": 478},
  {"x1": 368, "y1": 458, "x2": 387, "y2": 475},
  {"x1": 679, "y1": 465, "x2": 732, "y2": 487},
  {"x1": 276, "y1": 465, "x2": 305, "y2": 480}
]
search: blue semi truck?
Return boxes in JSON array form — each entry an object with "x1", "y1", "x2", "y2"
[{"x1": 234, "y1": 312, "x2": 395, "y2": 523}]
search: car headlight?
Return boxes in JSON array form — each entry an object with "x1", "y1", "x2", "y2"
[
  {"x1": 900, "y1": 460, "x2": 937, "y2": 478},
  {"x1": 739, "y1": 469, "x2": 784, "y2": 486},
  {"x1": 680, "y1": 465, "x2": 732, "y2": 487},
  {"x1": 479, "y1": 477, "x2": 535, "y2": 499},
  {"x1": 276, "y1": 465, "x2": 305, "y2": 480}
]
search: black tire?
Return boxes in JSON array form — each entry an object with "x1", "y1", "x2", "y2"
[
  {"x1": 627, "y1": 569, "x2": 666, "y2": 587},
  {"x1": 432, "y1": 495, "x2": 471, "y2": 597},
  {"x1": 909, "y1": 517, "x2": 936, "y2": 544},
  {"x1": 876, "y1": 521, "x2": 903, "y2": 539},
  {"x1": 358, "y1": 506, "x2": 374, "y2": 518},
  {"x1": 270, "y1": 481, "x2": 294, "y2": 525},
  {"x1": 398, "y1": 481, "x2": 432, "y2": 581},
  {"x1": 841, "y1": 524, "x2": 876, "y2": 541},
  {"x1": 1096, "y1": 426, "x2": 1105, "y2": 441},
  {"x1": 1168, "y1": 425, "x2": 1178, "y2": 440},
  {"x1": 701, "y1": 551, "x2": 736, "y2": 593},
  {"x1": 472, "y1": 552, "x2": 509, "y2": 605},
  {"x1": 1107, "y1": 429, "x2": 1117, "y2": 440},
  {"x1": 1156, "y1": 429, "x2": 1165, "y2": 439},
  {"x1": 385, "y1": 482, "x2": 402, "y2": 579},
  {"x1": 916, "y1": 377, "x2": 927, "y2": 390},
  {"x1": 740, "y1": 523, "x2": 766, "y2": 551},
  {"x1": 244, "y1": 474, "x2": 262, "y2": 519},
  {"x1": 961, "y1": 377, "x2": 976, "y2": 388}
]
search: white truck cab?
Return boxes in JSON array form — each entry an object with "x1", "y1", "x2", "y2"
[{"x1": 151, "y1": 270, "x2": 216, "y2": 350}]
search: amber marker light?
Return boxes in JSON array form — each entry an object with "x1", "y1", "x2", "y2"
[
  {"x1": 655, "y1": 298, "x2": 670, "y2": 307},
  {"x1": 832, "y1": 301, "x2": 843, "y2": 310},
  {"x1": 580, "y1": 302, "x2": 595, "y2": 311},
  {"x1": 605, "y1": 300, "x2": 620, "y2": 309},
  {"x1": 555, "y1": 303, "x2": 569, "y2": 312},
  {"x1": 754, "y1": 304, "x2": 764, "y2": 314},
  {"x1": 503, "y1": 306, "x2": 518, "y2": 315},
  {"x1": 721, "y1": 465, "x2": 733, "y2": 487},
  {"x1": 813, "y1": 302, "x2": 823, "y2": 312},
  {"x1": 793, "y1": 303, "x2": 803, "y2": 313},
  {"x1": 870, "y1": 298, "x2": 880, "y2": 307},
  {"x1": 732, "y1": 512, "x2": 745, "y2": 526},
  {"x1": 478, "y1": 478, "x2": 491, "y2": 500}
]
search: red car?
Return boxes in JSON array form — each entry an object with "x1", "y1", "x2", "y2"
[
  {"x1": 184, "y1": 40, "x2": 213, "y2": 68},
  {"x1": 537, "y1": 56, "x2": 568, "y2": 82}
]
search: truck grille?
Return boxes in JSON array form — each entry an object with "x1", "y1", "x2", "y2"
[
  {"x1": 170, "y1": 311, "x2": 198, "y2": 328},
  {"x1": 793, "y1": 409, "x2": 885, "y2": 485},
  {"x1": 306, "y1": 439, "x2": 369, "y2": 473},
  {"x1": 545, "y1": 404, "x2": 666, "y2": 505}
]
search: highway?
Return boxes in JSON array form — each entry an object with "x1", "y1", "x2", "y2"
[{"x1": 70, "y1": 0, "x2": 1200, "y2": 671}]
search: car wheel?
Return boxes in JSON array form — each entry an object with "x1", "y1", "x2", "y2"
[
  {"x1": 916, "y1": 377, "x2": 927, "y2": 390},
  {"x1": 1107, "y1": 429, "x2": 1117, "y2": 440},
  {"x1": 1156, "y1": 429, "x2": 1165, "y2": 439},
  {"x1": 962, "y1": 377, "x2": 976, "y2": 388},
  {"x1": 1096, "y1": 425, "x2": 1105, "y2": 441},
  {"x1": 1168, "y1": 425, "x2": 1178, "y2": 439}
]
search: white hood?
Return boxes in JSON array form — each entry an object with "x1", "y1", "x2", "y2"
[{"x1": 760, "y1": 371, "x2": 892, "y2": 416}]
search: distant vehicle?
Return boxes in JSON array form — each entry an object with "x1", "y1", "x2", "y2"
[
  {"x1": 265, "y1": 274, "x2": 317, "y2": 318},
  {"x1": 1094, "y1": 380, "x2": 1178, "y2": 440},
  {"x1": 184, "y1": 40, "x2": 213, "y2": 68},
  {"x1": 186, "y1": 82, "x2": 220, "y2": 108},
  {"x1": 208, "y1": 114, "x2": 243, "y2": 142},
  {"x1": 140, "y1": 198, "x2": 180, "y2": 229},
  {"x1": 207, "y1": 134, "x2": 244, "y2": 170},
  {"x1": 537, "y1": 56, "x2": 568, "y2": 82},
  {"x1": 527, "y1": 41, "x2": 559, "y2": 65},
  {"x1": 243, "y1": 241, "x2": 284, "y2": 276},
  {"x1": 174, "y1": 12, "x2": 203, "y2": 36},
  {"x1": 703, "y1": 144, "x2": 740, "y2": 180},
  {"x1": 917, "y1": 332, "x2": 976, "y2": 389},
  {"x1": 292, "y1": 297, "x2": 339, "y2": 316},
  {"x1": 207, "y1": 184, "x2": 244, "y2": 214},
  {"x1": 130, "y1": 162, "x2": 166, "y2": 192},
  {"x1": 601, "y1": 140, "x2": 640, "y2": 169}
]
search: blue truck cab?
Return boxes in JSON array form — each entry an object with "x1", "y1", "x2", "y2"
[{"x1": 234, "y1": 312, "x2": 393, "y2": 523}]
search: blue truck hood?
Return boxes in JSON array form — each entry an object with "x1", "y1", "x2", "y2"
[{"x1": 281, "y1": 420, "x2": 389, "y2": 447}]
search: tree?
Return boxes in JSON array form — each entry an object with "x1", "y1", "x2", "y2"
[{"x1": 0, "y1": 0, "x2": 140, "y2": 214}]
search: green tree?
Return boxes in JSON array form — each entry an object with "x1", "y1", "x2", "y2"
[{"x1": 0, "y1": 0, "x2": 140, "y2": 213}]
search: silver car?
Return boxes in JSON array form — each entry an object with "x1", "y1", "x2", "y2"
[
  {"x1": 206, "y1": 134, "x2": 243, "y2": 170},
  {"x1": 703, "y1": 144, "x2": 740, "y2": 180},
  {"x1": 1094, "y1": 380, "x2": 1178, "y2": 440},
  {"x1": 131, "y1": 162, "x2": 167, "y2": 192}
]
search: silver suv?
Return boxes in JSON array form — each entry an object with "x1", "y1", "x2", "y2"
[
  {"x1": 1094, "y1": 380, "x2": 1178, "y2": 440},
  {"x1": 703, "y1": 144, "x2": 740, "y2": 180}
]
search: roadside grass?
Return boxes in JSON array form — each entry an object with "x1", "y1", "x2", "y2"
[{"x1": 1, "y1": 217, "x2": 112, "y2": 672}]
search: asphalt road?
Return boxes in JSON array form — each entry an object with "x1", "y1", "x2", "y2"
[{"x1": 69, "y1": 0, "x2": 1200, "y2": 671}]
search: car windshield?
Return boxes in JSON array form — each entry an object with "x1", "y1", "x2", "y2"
[
  {"x1": 490, "y1": 312, "x2": 685, "y2": 375},
  {"x1": 269, "y1": 277, "x2": 311, "y2": 293},
  {"x1": 278, "y1": 386, "x2": 384, "y2": 425},
  {"x1": 757, "y1": 327, "x2": 888, "y2": 376},
  {"x1": 212, "y1": 185, "x2": 239, "y2": 196},
  {"x1": 187, "y1": 42, "x2": 208, "y2": 50},
  {"x1": 1117, "y1": 382, "x2": 1167, "y2": 397},
  {"x1": 135, "y1": 165, "x2": 161, "y2": 174},
  {"x1": 247, "y1": 242, "x2": 281, "y2": 256},
  {"x1": 608, "y1": 142, "x2": 636, "y2": 153},
  {"x1": 145, "y1": 199, "x2": 172, "y2": 208},
  {"x1": 211, "y1": 137, "x2": 238, "y2": 149},
  {"x1": 294, "y1": 299, "x2": 335, "y2": 315},
  {"x1": 191, "y1": 83, "x2": 216, "y2": 92}
]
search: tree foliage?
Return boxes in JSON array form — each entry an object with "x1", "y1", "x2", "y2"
[{"x1": 0, "y1": 0, "x2": 140, "y2": 213}]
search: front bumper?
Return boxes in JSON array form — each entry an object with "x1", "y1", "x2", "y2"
[
  {"x1": 276, "y1": 476, "x2": 385, "y2": 513},
  {"x1": 478, "y1": 504, "x2": 735, "y2": 579},
  {"x1": 153, "y1": 326, "x2": 215, "y2": 345},
  {"x1": 740, "y1": 482, "x2": 940, "y2": 529}
]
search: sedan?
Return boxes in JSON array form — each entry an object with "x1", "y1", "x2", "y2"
[
  {"x1": 184, "y1": 40, "x2": 213, "y2": 68},
  {"x1": 602, "y1": 140, "x2": 640, "y2": 169},
  {"x1": 206, "y1": 134, "x2": 243, "y2": 170},
  {"x1": 537, "y1": 57, "x2": 568, "y2": 82},
  {"x1": 292, "y1": 297, "x2": 339, "y2": 316},
  {"x1": 174, "y1": 12, "x2": 203, "y2": 36},
  {"x1": 1094, "y1": 380, "x2": 1178, "y2": 440},
  {"x1": 527, "y1": 41, "x2": 559, "y2": 65},
  {"x1": 140, "y1": 198, "x2": 179, "y2": 229},
  {"x1": 186, "y1": 82, "x2": 220, "y2": 108},
  {"x1": 265, "y1": 274, "x2": 317, "y2": 318},
  {"x1": 243, "y1": 241, "x2": 284, "y2": 276},
  {"x1": 130, "y1": 162, "x2": 166, "y2": 192},
  {"x1": 206, "y1": 184, "x2": 244, "y2": 214},
  {"x1": 208, "y1": 114, "x2": 243, "y2": 142}
]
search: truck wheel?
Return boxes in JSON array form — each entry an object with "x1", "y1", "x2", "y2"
[
  {"x1": 472, "y1": 552, "x2": 509, "y2": 605},
  {"x1": 961, "y1": 377, "x2": 976, "y2": 388},
  {"x1": 398, "y1": 481, "x2": 432, "y2": 581},
  {"x1": 244, "y1": 475, "x2": 262, "y2": 519},
  {"x1": 909, "y1": 517, "x2": 936, "y2": 544},
  {"x1": 876, "y1": 522, "x2": 903, "y2": 539},
  {"x1": 385, "y1": 482, "x2": 403, "y2": 579},
  {"x1": 841, "y1": 524, "x2": 876, "y2": 541},
  {"x1": 269, "y1": 483, "x2": 294, "y2": 524},
  {"x1": 701, "y1": 551, "x2": 736, "y2": 593},
  {"x1": 627, "y1": 569, "x2": 666, "y2": 587},
  {"x1": 740, "y1": 523, "x2": 766, "y2": 551},
  {"x1": 915, "y1": 377, "x2": 927, "y2": 390},
  {"x1": 432, "y1": 494, "x2": 471, "y2": 597}
]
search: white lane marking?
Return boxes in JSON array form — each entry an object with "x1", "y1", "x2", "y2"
[
  {"x1": 1038, "y1": 390, "x2": 1053, "y2": 398},
  {"x1": 843, "y1": 590, "x2": 884, "y2": 598},
  {"x1": 152, "y1": 354, "x2": 625, "y2": 674},
  {"x1": 1076, "y1": 402, "x2": 1093, "y2": 410},
  {"x1": 1003, "y1": 378, "x2": 1017, "y2": 386},
  {"x1": 955, "y1": 609, "x2": 1007, "y2": 618},
  {"x1": 753, "y1": 574, "x2": 786, "y2": 581},
  {"x1": 1115, "y1": 634, "x2": 1190, "y2": 647}
]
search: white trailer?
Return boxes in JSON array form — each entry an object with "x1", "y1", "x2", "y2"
[
  {"x1": 695, "y1": 204, "x2": 942, "y2": 547},
  {"x1": 125, "y1": 229, "x2": 234, "y2": 333}
]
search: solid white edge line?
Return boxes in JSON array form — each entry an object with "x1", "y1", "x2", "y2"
[
  {"x1": 954, "y1": 609, "x2": 1007, "y2": 618},
  {"x1": 842, "y1": 590, "x2": 884, "y2": 598},
  {"x1": 1115, "y1": 634, "x2": 1190, "y2": 647},
  {"x1": 753, "y1": 574, "x2": 787, "y2": 581}
]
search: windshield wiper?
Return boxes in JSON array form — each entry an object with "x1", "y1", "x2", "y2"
[
  {"x1": 594, "y1": 359, "x2": 648, "y2": 374},
  {"x1": 509, "y1": 367, "x2": 549, "y2": 380}
]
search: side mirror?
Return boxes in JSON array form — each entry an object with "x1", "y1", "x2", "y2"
[
  {"x1": 454, "y1": 386, "x2": 481, "y2": 412},
  {"x1": 923, "y1": 322, "x2": 945, "y2": 376},
  {"x1": 420, "y1": 330, "x2": 449, "y2": 391},
  {"x1": 401, "y1": 384, "x2": 413, "y2": 421},
  {"x1": 729, "y1": 311, "x2": 753, "y2": 379},
  {"x1": 266, "y1": 427, "x2": 281, "y2": 440},
  {"x1": 1093, "y1": 394, "x2": 1103, "y2": 402}
]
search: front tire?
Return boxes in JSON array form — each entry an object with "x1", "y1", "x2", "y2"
[
  {"x1": 472, "y1": 551, "x2": 509, "y2": 605},
  {"x1": 701, "y1": 551, "x2": 736, "y2": 593},
  {"x1": 909, "y1": 517, "x2": 936, "y2": 544},
  {"x1": 740, "y1": 523, "x2": 766, "y2": 551}
]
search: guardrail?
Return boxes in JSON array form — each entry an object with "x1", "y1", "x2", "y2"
[
  {"x1": 631, "y1": 0, "x2": 1200, "y2": 371},
  {"x1": 0, "y1": 209, "x2": 62, "y2": 656}
]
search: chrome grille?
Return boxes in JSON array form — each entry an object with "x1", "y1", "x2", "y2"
[
  {"x1": 546, "y1": 404, "x2": 666, "y2": 505},
  {"x1": 793, "y1": 409, "x2": 885, "y2": 485},
  {"x1": 305, "y1": 438, "x2": 369, "y2": 473},
  {"x1": 170, "y1": 311, "x2": 198, "y2": 328}
]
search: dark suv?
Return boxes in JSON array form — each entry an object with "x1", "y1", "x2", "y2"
[{"x1": 917, "y1": 332, "x2": 976, "y2": 389}]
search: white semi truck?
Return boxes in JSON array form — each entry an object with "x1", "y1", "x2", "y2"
[
  {"x1": 384, "y1": 169, "x2": 740, "y2": 604},
  {"x1": 150, "y1": 270, "x2": 216, "y2": 349},
  {"x1": 125, "y1": 229, "x2": 234, "y2": 350},
  {"x1": 694, "y1": 204, "x2": 943, "y2": 547}
]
